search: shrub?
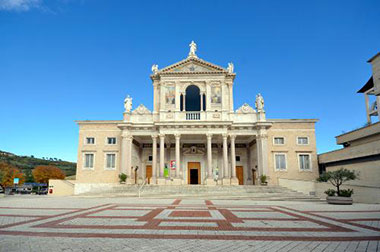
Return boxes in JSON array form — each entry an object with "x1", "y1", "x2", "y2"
[
  {"x1": 260, "y1": 174, "x2": 267, "y2": 184},
  {"x1": 317, "y1": 168, "x2": 358, "y2": 197},
  {"x1": 339, "y1": 189, "x2": 354, "y2": 197},
  {"x1": 119, "y1": 173, "x2": 127, "y2": 183},
  {"x1": 324, "y1": 189, "x2": 336, "y2": 197}
]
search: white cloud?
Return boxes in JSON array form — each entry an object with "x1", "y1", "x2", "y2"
[{"x1": 0, "y1": 0, "x2": 43, "y2": 12}]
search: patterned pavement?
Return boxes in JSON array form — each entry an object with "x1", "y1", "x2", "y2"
[{"x1": 0, "y1": 196, "x2": 380, "y2": 251}]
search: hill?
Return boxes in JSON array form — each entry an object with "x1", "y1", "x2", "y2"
[{"x1": 0, "y1": 150, "x2": 76, "y2": 180}]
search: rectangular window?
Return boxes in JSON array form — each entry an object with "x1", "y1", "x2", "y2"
[
  {"x1": 297, "y1": 137, "x2": 309, "y2": 145},
  {"x1": 84, "y1": 154, "x2": 94, "y2": 169},
  {"x1": 148, "y1": 156, "x2": 153, "y2": 161},
  {"x1": 274, "y1": 137, "x2": 285, "y2": 145},
  {"x1": 274, "y1": 154, "x2": 286, "y2": 170},
  {"x1": 86, "y1": 137, "x2": 95, "y2": 145},
  {"x1": 299, "y1": 154, "x2": 311, "y2": 171},
  {"x1": 236, "y1": 156, "x2": 241, "y2": 162},
  {"x1": 106, "y1": 154, "x2": 116, "y2": 169},
  {"x1": 107, "y1": 137, "x2": 116, "y2": 145}
]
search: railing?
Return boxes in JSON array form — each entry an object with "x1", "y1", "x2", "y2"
[
  {"x1": 186, "y1": 112, "x2": 200, "y2": 120},
  {"x1": 138, "y1": 178, "x2": 148, "y2": 198}
]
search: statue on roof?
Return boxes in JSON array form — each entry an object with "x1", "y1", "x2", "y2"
[
  {"x1": 227, "y1": 62, "x2": 234, "y2": 73},
  {"x1": 151, "y1": 64, "x2": 159, "y2": 74},
  {"x1": 188, "y1": 41, "x2": 197, "y2": 58},
  {"x1": 124, "y1": 95, "x2": 132, "y2": 113},
  {"x1": 255, "y1": 93, "x2": 264, "y2": 112}
]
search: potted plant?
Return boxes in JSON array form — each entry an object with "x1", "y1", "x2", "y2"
[
  {"x1": 118, "y1": 173, "x2": 127, "y2": 184},
  {"x1": 317, "y1": 168, "x2": 358, "y2": 205},
  {"x1": 260, "y1": 174, "x2": 268, "y2": 186}
]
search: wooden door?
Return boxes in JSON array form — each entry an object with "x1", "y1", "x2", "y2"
[
  {"x1": 236, "y1": 166, "x2": 244, "y2": 185},
  {"x1": 146, "y1": 165, "x2": 152, "y2": 184},
  {"x1": 252, "y1": 169, "x2": 256, "y2": 185},
  {"x1": 188, "y1": 162, "x2": 201, "y2": 185}
]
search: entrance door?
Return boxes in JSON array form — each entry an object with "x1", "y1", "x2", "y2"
[
  {"x1": 146, "y1": 165, "x2": 152, "y2": 184},
  {"x1": 236, "y1": 166, "x2": 244, "y2": 185},
  {"x1": 188, "y1": 162, "x2": 201, "y2": 185},
  {"x1": 252, "y1": 169, "x2": 256, "y2": 185}
]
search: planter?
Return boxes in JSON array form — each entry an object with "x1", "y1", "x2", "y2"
[
  {"x1": 326, "y1": 196, "x2": 353, "y2": 205},
  {"x1": 260, "y1": 182, "x2": 268, "y2": 186}
]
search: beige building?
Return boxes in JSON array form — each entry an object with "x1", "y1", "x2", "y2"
[
  {"x1": 74, "y1": 42, "x2": 319, "y2": 194},
  {"x1": 318, "y1": 52, "x2": 380, "y2": 203}
]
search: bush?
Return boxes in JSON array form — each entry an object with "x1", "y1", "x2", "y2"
[
  {"x1": 260, "y1": 174, "x2": 267, "y2": 184},
  {"x1": 118, "y1": 173, "x2": 127, "y2": 183},
  {"x1": 324, "y1": 189, "x2": 336, "y2": 197},
  {"x1": 339, "y1": 189, "x2": 354, "y2": 197},
  {"x1": 317, "y1": 168, "x2": 358, "y2": 196}
]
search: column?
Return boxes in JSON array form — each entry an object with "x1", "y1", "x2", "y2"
[
  {"x1": 247, "y1": 145, "x2": 252, "y2": 184},
  {"x1": 125, "y1": 135, "x2": 133, "y2": 182},
  {"x1": 159, "y1": 134, "x2": 165, "y2": 178},
  {"x1": 120, "y1": 134, "x2": 128, "y2": 175},
  {"x1": 207, "y1": 133, "x2": 213, "y2": 179},
  {"x1": 229, "y1": 83, "x2": 234, "y2": 112},
  {"x1": 200, "y1": 93, "x2": 204, "y2": 111},
  {"x1": 152, "y1": 134, "x2": 157, "y2": 182},
  {"x1": 222, "y1": 134, "x2": 229, "y2": 178},
  {"x1": 182, "y1": 93, "x2": 186, "y2": 111},
  {"x1": 230, "y1": 134, "x2": 236, "y2": 178},
  {"x1": 175, "y1": 134, "x2": 181, "y2": 178},
  {"x1": 256, "y1": 134, "x2": 269, "y2": 178},
  {"x1": 365, "y1": 93, "x2": 371, "y2": 124}
]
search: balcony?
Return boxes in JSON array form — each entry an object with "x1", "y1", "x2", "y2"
[{"x1": 186, "y1": 112, "x2": 200, "y2": 120}]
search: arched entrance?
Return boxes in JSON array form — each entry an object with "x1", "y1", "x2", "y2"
[{"x1": 185, "y1": 85, "x2": 200, "y2": 111}]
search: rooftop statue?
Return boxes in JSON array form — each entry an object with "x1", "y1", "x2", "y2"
[
  {"x1": 255, "y1": 93, "x2": 264, "y2": 112},
  {"x1": 124, "y1": 95, "x2": 133, "y2": 113},
  {"x1": 188, "y1": 41, "x2": 197, "y2": 58},
  {"x1": 151, "y1": 64, "x2": 158, "y2": 74},
  {"x1": 227, "y1": 62, "x2": 234, "y2": 73}
]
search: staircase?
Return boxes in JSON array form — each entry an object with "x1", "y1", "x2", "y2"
[{"x1": 77, "y1": 185, "x2": 322, "y2": 201}]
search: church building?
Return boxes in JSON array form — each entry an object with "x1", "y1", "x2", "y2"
[{"x1": 74, "y1": 42, "x2": 319, "y2": 194}]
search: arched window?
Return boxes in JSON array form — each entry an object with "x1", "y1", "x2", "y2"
[{"x1": 185, "y1": 85, "x2": 200, "y2": 111}]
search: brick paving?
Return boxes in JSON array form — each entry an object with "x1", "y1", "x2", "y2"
[{"x1": 0, "y1": 195, "x2": 379, "y2": 251}]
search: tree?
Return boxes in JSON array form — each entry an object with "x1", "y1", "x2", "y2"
[
  {"x1": 317, "y1": 168, "x2": 358, "y2": 196},
  {"x1": 32, "y1": 165, "x2": 65, "y2": 184},
  {"x1": 0, "y1": 162, "x2": 25, "y2": 189}
]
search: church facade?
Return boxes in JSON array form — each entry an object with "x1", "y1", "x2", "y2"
[{"x1": 75, "y1": 42, "x2": 319, "y2": 193}]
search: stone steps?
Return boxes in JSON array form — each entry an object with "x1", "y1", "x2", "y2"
[{"x1": 77, "y1": 185, "x2": 322, "y2": 202}]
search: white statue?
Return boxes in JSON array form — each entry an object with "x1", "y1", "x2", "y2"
[
  {"x1": 151, "y1": 64, "x2": 158, "y2": 74},
  {"x1": 227, "y1": 62, "x2": 234, "y2": 73},
  {"x1": 124, "y1": 95, "x2": 132, "y2": 113},
  {"x1": 255, "y1": 93, "x2": 264, "y2": 111},
  {"x1": 188, "y1": 41, "x2": 197, "y2": 57}
]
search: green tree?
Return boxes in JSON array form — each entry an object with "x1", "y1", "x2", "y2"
[{"x1": 317, "y1": 168, "x2": 358, "y2": 196}]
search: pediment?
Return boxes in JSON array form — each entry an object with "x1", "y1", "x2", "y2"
[
  {"x1": 236, "y1": 103, "x2": 256, "y2": 114},
  {"x1": 159, "y1": 58, "x2": 227, "y2": 74},
  {"x1": 132, "y1": 104, "x2": 151, "y2": 115}
]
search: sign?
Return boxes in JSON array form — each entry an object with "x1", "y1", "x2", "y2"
[
  {"x1": 13, "y1": 178, "x2": 19, "y2": 185},
  {"x1": 170, "y1": 160, "x2": 176, "y2": 170}
]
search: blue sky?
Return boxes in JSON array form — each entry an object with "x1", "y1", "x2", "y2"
[{"x1": 0, "y1": 0, "x2": 379, "y2": 162}]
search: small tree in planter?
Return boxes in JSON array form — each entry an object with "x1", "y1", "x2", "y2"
[
  {"x1": 118, "y1": 173, "x2": 127, "y2": 184},
  {"x1": 260, "y1": 174, "x2": 268, "y2": 186},
  {"x1": 317, "y1": 168, "x2": 358, "y2": 205}
]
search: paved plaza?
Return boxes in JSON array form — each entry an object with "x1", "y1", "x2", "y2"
[{"x1": 0, "y1": 196, "x2": 379, "y2": 251}]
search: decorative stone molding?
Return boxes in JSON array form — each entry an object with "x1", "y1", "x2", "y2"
[
  {"x1": 229, "y1": 134, "x2": 236, "y2": 140},
  {"x1": 132, "y1": 104, "x2": 151, "y2": 115},
  {"x1": 236, "y1": 103, "x2": 256, "y2": 114}
]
